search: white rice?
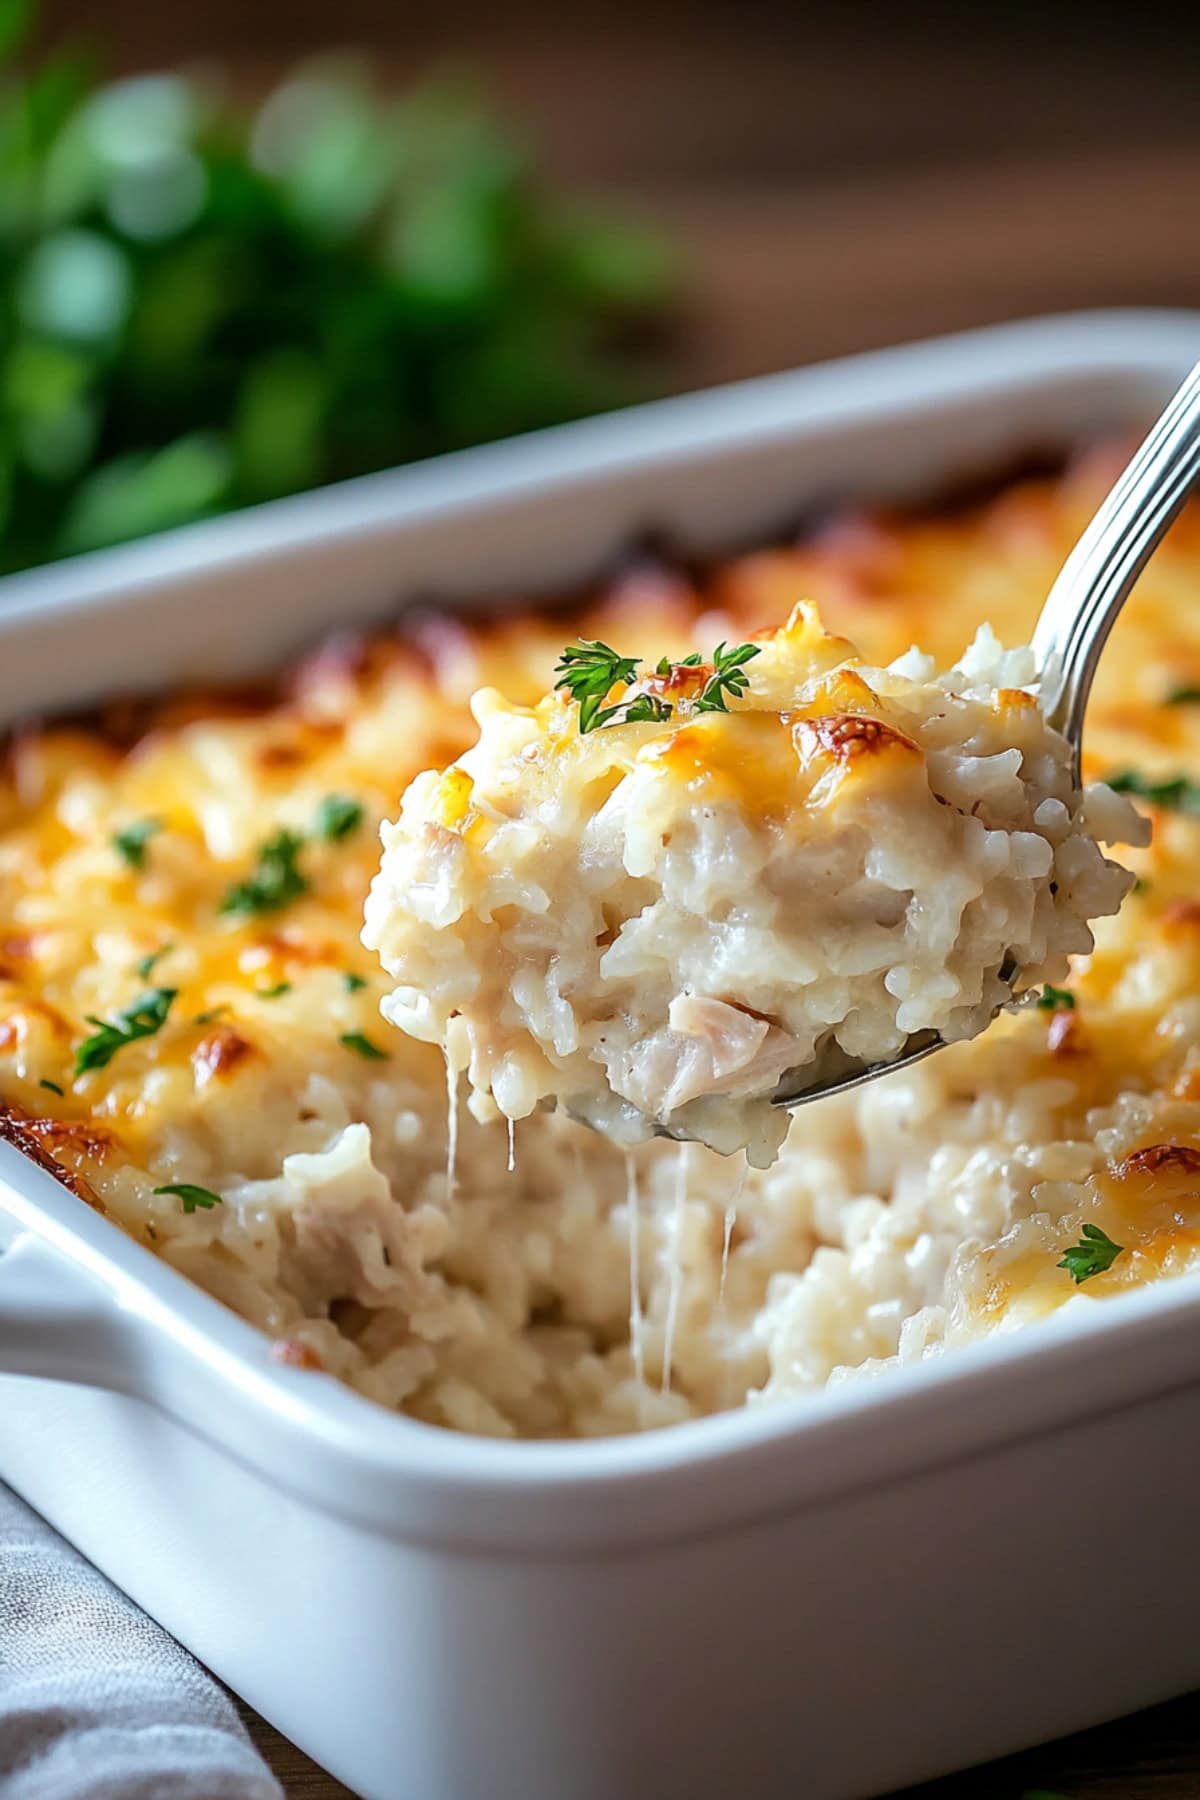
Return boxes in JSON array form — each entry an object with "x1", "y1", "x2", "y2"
[{"x1": 364, "y1": 605, "x2": 1144, "y2": 1166}]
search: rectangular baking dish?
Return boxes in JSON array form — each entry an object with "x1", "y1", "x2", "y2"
[{"x1": 2, "y1": 309, "x2": 1200, "y2": 1800}]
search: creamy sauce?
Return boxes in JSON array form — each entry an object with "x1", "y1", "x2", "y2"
[
  {"x1": 661, "y1": 1142, "x2": 689, "y2": 1394},
  {"x1": 623, "y1": 1148, "x2": 646, "y2": 1409},
  {"x1": 719, "y1": 1162, "x2": 748, "y2": 1309}
]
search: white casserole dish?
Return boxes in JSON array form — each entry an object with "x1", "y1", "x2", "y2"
[{"x1": 2, "y1": 309, "x2": 1200, "y2": 1800}]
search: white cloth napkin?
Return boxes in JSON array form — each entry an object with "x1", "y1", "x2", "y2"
[{"x1": 0, "y1": 1483, "x2": 283, "y2": 1798}]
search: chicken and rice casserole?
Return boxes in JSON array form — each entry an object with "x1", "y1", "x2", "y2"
[
  {"x1": 365, "y1": 607, "x2": 1139, "y2": 1168},
  {"x1": 2, "y1": 446, "x2": 1199, "y2": 1438}
]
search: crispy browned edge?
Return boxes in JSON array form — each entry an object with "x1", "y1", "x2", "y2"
[{"x1": 0, "y1": 1102, "x2": 106, "y2": 1212}]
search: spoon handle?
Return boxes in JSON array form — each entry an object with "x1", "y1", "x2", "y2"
[{"x1": 1032, "y1": 358, "x2": 1200, "y2": 765}]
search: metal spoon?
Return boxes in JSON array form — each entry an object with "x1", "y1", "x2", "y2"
[{"x1": 768, "y1": 356, "x2": 1200, "y2": 1113}]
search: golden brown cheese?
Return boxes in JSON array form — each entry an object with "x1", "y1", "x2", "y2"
[{"x1": 2, "y1": 449, "x2": 1200, "y2": 1427}]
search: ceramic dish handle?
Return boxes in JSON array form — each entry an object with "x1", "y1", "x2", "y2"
[{"x1": 0, "y1": 1230, "x2": 137, "y2": 1391}]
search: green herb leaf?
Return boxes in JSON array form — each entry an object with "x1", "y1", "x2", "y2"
[
  {"x1": 193, "y1": 1006, "x2": 229, "y2": 1025},
  {"x1": 554, "y1": 640, "x2": 642, "y2": 734},
  {"x1": 111, "y1": 817, "x2": 162, "y2": 869},
  {"x1": 315, "y1": 794, "x2": 363, "y2": 842},
  {"x1": 343, "y1": 971, "x2": 368, "y2": 992},
  {"x1": 557, "y1": 637, "x2": 763, "y2": 732},
  {"x1": 1057, "y1": 1222, "x2": 1124, "y2": 1286},
  {"x1": 1107, "y1": 769, "x2": 1200, "y2": 814},
  {"x1": 39, "y1": 1078, "x2": 64, "y2": 1096},
  {"x1": 622, "y1": 693, "x2": 672, "y2": 725},
  {"x1": 694, "y1": 641, "x2": 761, "y2": 713},
  {"x1": 1166, "y1": 684, "x2": 1200, "y2": 705},
  {"x1": 218, "y1": 829, "x2": 308, "y2": 917},
  {"x1": 257, "y1": 980, "x2": 291, "y2": 999},
  {"x1": 340, "y1": 1030, "x2": 388, "y2": 1061},
  {"x1": 1037, "y1": 985, "x2": 1075, "y2": 1012},
  {"x1": 74, "y1": 987, "x2": 177, "y2": 1075},
  {"x1": 136, "y1": 944, "x2": 173, "y2": 980},
  {"x1": 154, "y1": 1182, "x2": 224, "y2": 1214}
]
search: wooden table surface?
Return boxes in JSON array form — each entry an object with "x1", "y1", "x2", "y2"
[
  {"x1": 45, "y1": 5, "x2": 1200, "y2": 1793},
  {"x1": 236, "y1": 1688, "x2": 1200, "y2": 1799}
]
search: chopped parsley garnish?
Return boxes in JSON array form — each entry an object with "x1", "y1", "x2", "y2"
[
  {"x1": 694, "y1": 640, "x2": 762, "y2": 713},
  {"x1": 39, "y1": 1078, "x2": 64, "y2": 1096},
  {"x1": 1057, "y1": 1222, "x2": 1124, "y2": 1285},
  {"x1": 136, "y1": 944, "x2": 173, "y2": 981},
  {"x1": 1166, "y1": 684, "x2": 1200, "y2": 705},
  {"x1": 1037, "y1": 985, "x2": 1075, "y2": 1012},
  {"x1": 1107, "y1": 769, "x2": 1200, "y2": 814},
  {"x1": 257, "y1": 980, "x2": 292, "y2": 999},
  {"x1": 111, "y1": 817, "x2": 162, "y2": 869},
  {"x1": 343, "y1": 971, "x2": 368, "y2": 992},
  {"x1": 218, "y1": 829, "x2": 309, "y2": 918},
  {"x1": 74, "y1": 987, "x2": 177, "y2": 1075},
  {"x1": 315, "y1": 794, "x2": 364, "y2": 842},
  {"x1": 340, "y1": 1031, "x2": 388, "y2": 1061},
  {"x1": 554, "y1": 640, "x2": 643, "y2": 734},
  {"x1": 622, "y1": 693, "x2": 673, "y2": 725},
  {"x1": 555, "y1": 637, "x2": 761, "y2": 734},
  {"x1": 194, "y1": 1006, "x2": 229, "y2": 1025},
  {"x1": 154, "y1": 1182, "x2": 224, "y2": 1214}
]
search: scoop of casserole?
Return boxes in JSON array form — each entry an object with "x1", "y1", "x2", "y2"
[{"x1": 364, "y1": 602, "x2": 1145, "y2": 1165}]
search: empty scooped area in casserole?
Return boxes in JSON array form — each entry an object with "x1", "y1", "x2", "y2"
[{"x1": 2, "y1": 443, "x2": 1199, "y2": 1439}]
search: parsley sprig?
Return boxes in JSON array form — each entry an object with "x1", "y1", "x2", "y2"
[
  {"x1": 1057, "y1": 1222, "x2": 1125, "y2": 1285},
  {"x1": 74, "y1": 987, "x2": 177, "y2": 1075},
  {"x1": 217, "y1": 799, "x2": 364, "y2": 919},
  {"x1": 554, "y1": 637, "x2": 760, "y2": 735},
  {"x1": 219, "y1": 829, "x2": 309, "y2": 918},
  {"x1": 554, "y1": 640, "x2": 643, "y2": 733},
  {"x1": 1107, "y1": 769, "x2": 1200, "y2": 814},
  {"x1": 1037, "y1": 985, "x2": 1075, "y2": 1013},
  {"x1": 694, "y1": 641, "x2": 762, "y2": 713},
  {"x1": 155, "y1": 1182, "x2": 224, "y2": 1214},
  {"x1": 315, "y1": 794, "x2": 363, "y2": 842},
  {"x1": 111, "y1": 817, "x2": 162, "y2": 869}
]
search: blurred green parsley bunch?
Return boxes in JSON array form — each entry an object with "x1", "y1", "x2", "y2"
[{"x1": 0, "y1": 0, "x2": 674, "y2": 572}]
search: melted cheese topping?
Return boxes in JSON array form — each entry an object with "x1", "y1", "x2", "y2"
[{"x1": 2, "y1": 446, "x2": 1200, "y2": 1434}]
